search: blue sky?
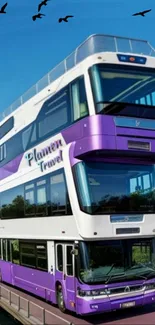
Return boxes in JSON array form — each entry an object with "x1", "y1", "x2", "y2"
[{"x1": 0, "y1": 0, "x2": 154, "y2": 116}]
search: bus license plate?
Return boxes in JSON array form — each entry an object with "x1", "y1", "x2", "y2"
[{"x1": 121, "y1": 301, "x2": 135, "y2": 308}]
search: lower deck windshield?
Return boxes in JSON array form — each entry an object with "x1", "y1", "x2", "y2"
[
  {"x1": 79, "y1": 239, "x2": 155, "y2": 284},
  {"x1": 73, "y1": 161, "x2": 155, "y2": 214}
]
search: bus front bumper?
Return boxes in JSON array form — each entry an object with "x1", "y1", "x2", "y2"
[{"x1": 76, "y1": 290, "x2": 155, "y2": 315}]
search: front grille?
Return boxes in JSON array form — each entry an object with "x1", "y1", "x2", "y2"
[
  {"x1": 109, "y1": 284, "x2": 144, "y2": 295},
  {"x1": 116, "y1": 227, "x2": 140, "y2": 234},
  {"x1": 128, "y1": 140, "x2": 150, "y2": 151}
]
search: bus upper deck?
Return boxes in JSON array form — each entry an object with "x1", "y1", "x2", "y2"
[
  {"x1": 1, "y1": 33, "x2": 155, "y2": 123},
  {"x1": 1, "y1": 34, "x2": 155, "y2": 169}
]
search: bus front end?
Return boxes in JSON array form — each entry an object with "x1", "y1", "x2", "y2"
[
  {"x1": 69, "y1": 124, "x2": 155, "y2": 314},
  {"x1": 62, "y1": 37, "x2": 155, "y2": 315}
]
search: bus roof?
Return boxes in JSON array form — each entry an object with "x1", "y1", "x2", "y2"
[{"x1": 1, "y1": 33, "x2": 155, "y2": 122}]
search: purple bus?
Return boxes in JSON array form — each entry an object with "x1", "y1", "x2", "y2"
[{"x1": 1, "y1": 34, "x2": 155, "y2": 316}]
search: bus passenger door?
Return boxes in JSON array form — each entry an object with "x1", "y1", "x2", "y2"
[
  {"x1": 55, "y1": 243, "x2": 76, "y2": 311},
  {"x1": 64, "y1": 244, "x2": 76, "y2": 311}
]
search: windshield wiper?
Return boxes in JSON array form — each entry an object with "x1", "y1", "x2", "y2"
[
  {"x1": 125, "y1": 264, "x2": 145, "y2": 271},
  {"x1": 105, "y1": 268, "x2": 148, "y2": 284},
  {"x1": 105, "y1": 272, "x2": 126, "y2": 284},
  {"x1": 106, "y1": 263, "x2": 115, "y2": 276},
  {"x1": 144, "y1": 270, "x2": 155, "y2": 279}
]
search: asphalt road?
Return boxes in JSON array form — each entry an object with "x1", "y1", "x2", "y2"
[{"x1": 81, "y1": 304, "x2": 155, "y2": 325}]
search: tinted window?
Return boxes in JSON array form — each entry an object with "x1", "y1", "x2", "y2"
[
  {"x1": 22, "y1": 124, "x2": 33, "y2": 151},
  {"x1": 7, "y1": 240, "x2": 11, "y2": 261},
  {"x1": 0, "y1": 116, "x2": 14, "y2": 140},
  {"x1": 1, "y1": 185, "x2": 24, "y2": 219},
  {"x1": 0, "y1": 168, "x2": 72, "y2": 219},
  {"x1": 89, "y1": 64, "x2": 155, "y2": 119},
  {"x1": 73, "y1": 161, "x2": 155, "y2": 215},
  {"x1": 11, "y1": 240, "x2": 19, "y2": 264},
  {"x1": 38, "y1": 86, "x2": 71, "y2": 140},
  {"x1": 71, "y1": 76, "x2": 88, "y2": 121},
  {"x1": 24, "y1": 183, "x2": 35, "y2": 216},
  {"x1": 20, "y1": 241, "x2": 47, "y2": 271},
  {"x1": 0, "y1": 144, "x2": 6, "y2": 162},
  {"x1": 20, "y1": 242, "x2": 36, "y2": 268},
  {"x1": 36, "y1": 179, "x2": 47, "y2": 216},
  {"x1": 57, "y1": 244, "x2": 63, "y2": 271},
  {"x1": 2, "y1": 239, "x2": 6, "y2": 260},
  {"x1": 0, "y1": 76, "x2": 88, "y2": 169},
  {"x1": 50, "y1": 171, "x2": 71, "y2": 216},
  {"x1": 36, "y1": 244, "x2": 47, "y2": 271},
  {"x1": 66, "y1": 245, "x2": 74, "y2": 276}
]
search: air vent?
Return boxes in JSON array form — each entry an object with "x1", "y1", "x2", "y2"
[
  {"x1": 116, "y1": 228, "x2": 140, "y2": 235},
  {"x1": 128, "y1": 140, "x2": 150, "y2": 151}
]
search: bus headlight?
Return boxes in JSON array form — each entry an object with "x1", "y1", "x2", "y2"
[
  {"x1": 145, "y1": 283, "x2": 155, "y2": 290},
  {"x1": 77, "y1": 288, "x2": 107, "y2": 296}
]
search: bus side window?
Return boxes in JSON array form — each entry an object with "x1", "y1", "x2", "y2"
[
  {"x1": 11, "y1": 240, "x2": 20, "y2": 264},
  {"x1": 66, "y1": 245, "x2": 74, "y2": 276},
  {"x1": 24, "y1": 183, "x2": 35, "y2": 216},
  {"x1": 71, "y1": 76, "x2": 88, "y2": 121},
  {"x1": 50, "y1": 172, "x2": 67, "y2": 215},
  {"x1": 0, "y1": 239, "x2": 1, "y2": 259},
  {"x1": 56, "y1": 244, "x2": 63, "y2": 272},
  {"x1": 7, "y1": 240, "x2": 11, "y2": 262},
  {"x1": 2, "y1": 239, "x2": 7, "y2": 261},
  {"x1": 36, "y1": 179, "x2": 47, "y2": 216}
]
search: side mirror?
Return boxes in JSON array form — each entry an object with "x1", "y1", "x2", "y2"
[{"x1": 71, "y1": 248, "x2": 78, "y2": 256}]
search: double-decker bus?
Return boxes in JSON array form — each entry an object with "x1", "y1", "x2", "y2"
[{"x1": 1, "y1": 34, "x2": 155, "y2": 316}]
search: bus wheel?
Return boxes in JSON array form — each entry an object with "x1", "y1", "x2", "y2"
[{"x1": 57, "y1": 284, "x2": 66, "y2": 313}]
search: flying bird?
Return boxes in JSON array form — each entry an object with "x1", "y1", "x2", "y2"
[
  {"x1": 32, "y1": 13, "x2": 45, "y2": 21},
  {"x1": 132, "y1": 9, "x2": 151, "y2": 17},
  {"x1": 0, "y1": 2, "x2": 7, "y2": 14},
  {"x1": 58, "y1": 15, "x2": 74, "y2": 23},
  {"x1": 38, "y1": 0, "x2": 50, "y2": 12}
]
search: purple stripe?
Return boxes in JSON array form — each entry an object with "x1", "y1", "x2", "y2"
[
  {"x1": 62, "y1": 115, "x2": 155, "y2": 145},
  {"x1": 61, "y1": 115, "x2": 115, "y2": 145},
  {"x1": 2, "y1": 115, "x2": 155, "y2": 181},
  {"x1": 0, "y1": 153, "x2": 23, "y2": 181}
]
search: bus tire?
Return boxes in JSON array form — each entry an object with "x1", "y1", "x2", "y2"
[{"x1": 56, "y1": 284, "x2": 66, "y2": 313}]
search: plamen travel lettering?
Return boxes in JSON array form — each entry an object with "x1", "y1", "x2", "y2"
[
  {"x1": 38, "y1": 150, "x2": 63, "y2": 172},
  {"x1": 25, "y1": 139, "x2": 63, "y2": 171}
]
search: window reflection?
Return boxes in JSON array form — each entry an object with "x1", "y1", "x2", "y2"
[
  {"x1": 71, "y1": 76, "x2": 88, "y2": 121},
  {"x1": 73, "y1": 161, "x2": 155, "y2": 214},
  {"x1": 1, "y1": 185, "x2": 24, "y2": 219},
  {"x1": 36, "y1": 180, "x2": 47, "y2": 216},
  {"x1": 0, "y1": 168, "x2": 72, "y2": 219},
  {"x1": 11, "y1": 240, "x2": 20, "y2": 264},
  {"x1": 89, "y1": 64, "x2": 155, "y2": 119},
  {"x1": 79, "y1": 239, "x2": 155, "y2": 284}
]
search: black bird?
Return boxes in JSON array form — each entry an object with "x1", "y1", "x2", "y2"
[
  {"x1": 32, "y1": 13, "x2": 45, "y2": 21},
  {"x1": 132, "y1": 9, "x2": 151, "y2": 17},
  {"x1": 38, "y1": 0, "x2": 50, "y2": 12},
  {"x1": 0, "y1": 2, "x2": 7, "y2": 14},
  {"x1": 58, "y1": 15, "x2": 74, "y2": 23}
]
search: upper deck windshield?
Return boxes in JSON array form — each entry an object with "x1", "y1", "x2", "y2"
[
  {"x1": 89, "y1": 64, "x2": 155, "y2": 119},
  {"x1": 78, "y1": 238, "x2": 155, "y2": 284},
  {"x1": 73, "y1": 161, "x2": 155, "y2": 215}
]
